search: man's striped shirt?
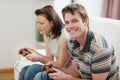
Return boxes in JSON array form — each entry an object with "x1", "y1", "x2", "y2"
[{"x1": 68, "y1": 30, "x2": 119, "y2": 80}]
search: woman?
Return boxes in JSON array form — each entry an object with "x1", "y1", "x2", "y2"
[{"x1": 18, "y1": 5, "x2": 70, "y2": 80}]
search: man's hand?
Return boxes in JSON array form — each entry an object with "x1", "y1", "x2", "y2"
[{"x1": 49, "y1": 67, "x2": 68, "y2": 80}]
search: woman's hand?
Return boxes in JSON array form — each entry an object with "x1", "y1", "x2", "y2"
[{"x1": 23, "y1": 48, "x2": 42, "y2": 62}]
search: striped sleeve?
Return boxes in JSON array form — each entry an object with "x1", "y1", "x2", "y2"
[{"x1": 91, "y1": 48, "x2": 113, "y2": 73}]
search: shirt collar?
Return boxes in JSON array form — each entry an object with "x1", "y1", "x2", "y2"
[{"x1": 81, "y1": 29, "x2": 94, "y2": 52}]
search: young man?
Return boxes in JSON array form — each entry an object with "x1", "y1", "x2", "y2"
[{"x1": 49, "y1": 3, "x2": 119, "y2": 80}]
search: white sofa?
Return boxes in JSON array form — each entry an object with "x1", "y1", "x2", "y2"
[
  {"x1": 14, "y1": 16, "x2": 120, "y2": 80},
  {"x1": 89, "y1": 16, "x2": 120, "y2": 66},
  {"x1": 14, "y1": 49, "x2": 45, "y2": 80}
]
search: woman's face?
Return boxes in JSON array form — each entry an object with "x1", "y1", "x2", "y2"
[{"x1": 36, "y1": 15, "x2": 53, "y2": 34}]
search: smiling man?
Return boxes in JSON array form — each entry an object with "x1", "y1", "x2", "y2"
[{"x1": 48, "y1": 3, "x2": 120, "y2": 80}]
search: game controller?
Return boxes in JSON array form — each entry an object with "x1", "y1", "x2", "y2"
[
  {"x1": 41, "y1": 64, "x2": 56, "y2": 74},
  {"x1": 19, "y1": 48, "x2": 31, "y2": 57}
]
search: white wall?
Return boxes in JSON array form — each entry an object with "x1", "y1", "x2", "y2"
[
  {"x1": 0, "y1": 0, "x2": 54, "y2": 69},
  {"x1": 0, "y1": 0, "x2": 104, "y2": 69},
  {"x1": 54, "y1": 0, "x2": 104, "y2": 21},
  {"x1": 54, "y1": 0, "x2": 71, "y2": 21},
  {"x1": 74, "y1": 0, "x2": 104, "y2": 17}
]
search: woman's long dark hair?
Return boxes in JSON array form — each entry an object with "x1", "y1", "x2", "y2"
[{"x1": 35, "y1": 5, "x2": 64, "y2": 39}]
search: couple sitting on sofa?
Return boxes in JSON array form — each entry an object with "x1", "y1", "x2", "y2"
[{"x1": 18, "y1": 3, "x2": 119, "y2": 80}]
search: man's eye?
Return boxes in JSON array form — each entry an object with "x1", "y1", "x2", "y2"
[
  {"x1": 72, "y1": 20, "x2": 77, "y2": 23},
  {"x1": 65, "y1": 22, "x2": 69, "y2": 25}
]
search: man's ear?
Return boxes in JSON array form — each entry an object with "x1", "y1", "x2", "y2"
[{"x1": 84, "y1": 18, "x2": 89, "y2": 26}]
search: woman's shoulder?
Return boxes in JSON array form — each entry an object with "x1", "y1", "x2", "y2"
[{"x1": 61, "y1": 28, "x2": 70, "y2": 40}]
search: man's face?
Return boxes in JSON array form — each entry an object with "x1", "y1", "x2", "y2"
[{"x1": 64, "y1": 11, "x2": 88, "y2": 39}]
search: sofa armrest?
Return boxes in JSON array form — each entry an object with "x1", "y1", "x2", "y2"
[{"x1": 14, "y1": 49, "x2": 45, "y2": 80}]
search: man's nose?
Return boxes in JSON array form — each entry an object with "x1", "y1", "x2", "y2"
[{"x1": 68, "y1": 23, "x2": 74, "y2": 28}]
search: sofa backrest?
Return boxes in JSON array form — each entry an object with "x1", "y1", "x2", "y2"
[{"x1": 89, "y1": 16, "x2": 120, "y2": 66}]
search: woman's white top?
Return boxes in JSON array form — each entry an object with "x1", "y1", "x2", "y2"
[{"x1": 44, "y1": 28, "x2": 70, "y2": 61}]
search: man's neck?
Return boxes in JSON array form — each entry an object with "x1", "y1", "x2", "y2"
[{"x1": 77, "y1": 27, "x2": 88, "y2": 51}]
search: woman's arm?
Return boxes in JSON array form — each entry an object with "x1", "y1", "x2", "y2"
[
  {"x1": 46, "y1": 41, "x2": 70, "y2": 68},
  {"x1": 51, "y1": 41, "x2": 70, "y2": 68},
  {"x1": 25, "y1": 40, "x2": 54, "y2": 64}
]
